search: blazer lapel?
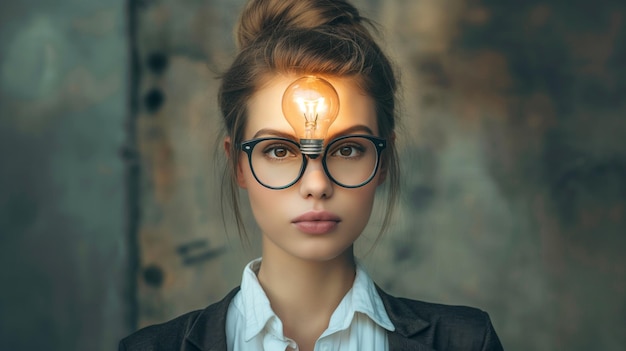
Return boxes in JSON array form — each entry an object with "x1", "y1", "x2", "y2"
[
  {"x1": 185, "y1": 287, "x2": 240, "y2": 351},
  {"x1": 376, "y1": 286, "x2": 437, "y2": 351}
]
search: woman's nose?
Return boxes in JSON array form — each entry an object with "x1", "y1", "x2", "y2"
[{"x1": 298, "y1": 158, "x2": 334, "y2": 199}]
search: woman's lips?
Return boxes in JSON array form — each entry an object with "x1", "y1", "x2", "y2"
[{"x1": 292, "y1": 211, "x2": 341, "y2": 235}]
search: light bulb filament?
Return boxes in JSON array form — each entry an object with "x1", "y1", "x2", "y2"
[{"x1": 282, "y1": 76, "x2": 340, "y2": 155}]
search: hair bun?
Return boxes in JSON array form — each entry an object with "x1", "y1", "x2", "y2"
[{"x1": 236, "y1": 0, "x2": 364, "y2": 49}]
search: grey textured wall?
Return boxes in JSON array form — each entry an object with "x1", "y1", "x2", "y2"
[
  {"x1": 0, "y1": 1, "x2": 129, "y2": 350},
  {"x1": 0, "y1": 0, "x2": 624, "y2": 350}
]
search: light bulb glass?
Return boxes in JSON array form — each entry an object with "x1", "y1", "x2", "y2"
[{"x1": 281, "y1": 76, "x2": 340, "y2": 156}]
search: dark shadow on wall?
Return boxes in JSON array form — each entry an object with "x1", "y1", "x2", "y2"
[{"x1": 0, "y1": 1, "x2": 130, "y2": 350}]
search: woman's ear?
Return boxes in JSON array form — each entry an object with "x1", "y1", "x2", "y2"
[
  {"x1": 377, "y1": 132, "x2": 395, "y2": 186},
  {"x1": 223, "y1": 137, "x2": 232, "y2": 159},
  {"x1": 377, "y1": 160, "x2": 388, "y2": 186},
  {"x1": 224, "y1": 137, "x2": 247, "y2": 189}
]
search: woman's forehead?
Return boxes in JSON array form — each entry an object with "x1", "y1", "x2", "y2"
[{"x1": 245, "y1": 75, "x2": 378, "y2": 139}]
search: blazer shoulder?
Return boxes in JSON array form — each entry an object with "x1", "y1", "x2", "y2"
[
  {"x1": 379, "y1": 289, "x2": 503, "y2": 350},
  {"x1": 119, "y1": 287, "x2": 241, "y2": 351},
  {"x1": 398, "y1": 296, "x2": 490, "y2": 325},
  {"x1": 420, "y1": 300, "x2": 503, "y2": 351},
  {"x1": 118, "y1": 309, "x2": 203, "y2": 351}
]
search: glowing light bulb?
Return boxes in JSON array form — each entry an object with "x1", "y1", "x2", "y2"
[{"x1": 282, "y1": 76, "x2": 340, "y2": 157}]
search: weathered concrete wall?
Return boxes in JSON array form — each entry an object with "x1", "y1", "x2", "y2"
[
  {"x1": 0, "y1": 1, "x2": 129, "y2": 350},
  {"x1": 369, "y1": 1, "x2": 626, "y2": 349}
]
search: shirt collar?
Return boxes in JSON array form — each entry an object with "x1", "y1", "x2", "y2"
[
  {"x1": 238, "y1": 258, "x2": 395, "y2": 341},
  {"x1": 239, "y1": 258, "x2": 281, "y2": 341},
  {"x1": 323, "y1": 261, "x2": 395, "y2": 335}
]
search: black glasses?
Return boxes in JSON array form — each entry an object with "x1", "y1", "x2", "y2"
[{"x1": 240, "y1": 135, "x2": 386, "y2": 189}]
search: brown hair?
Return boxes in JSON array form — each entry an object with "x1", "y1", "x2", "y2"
[{"x1": 218, "y1": 0, "x2": 400, "y2": 243}]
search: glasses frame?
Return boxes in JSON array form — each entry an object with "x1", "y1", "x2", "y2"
[{"x1": 240, "y1": 134, "x2": 387, "y2": 190}]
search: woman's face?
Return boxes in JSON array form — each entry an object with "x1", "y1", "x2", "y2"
[{"x1": 236, "y1": 75, "x2": 384, "y2": 262}]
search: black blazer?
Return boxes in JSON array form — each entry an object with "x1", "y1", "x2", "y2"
[{"x1": 120, "y1": 286, "x2": 503, "y2": 350}]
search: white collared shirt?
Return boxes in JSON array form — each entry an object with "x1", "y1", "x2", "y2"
[{"x1": 225, "y1": 258, "x2": 395, "y2": 351}]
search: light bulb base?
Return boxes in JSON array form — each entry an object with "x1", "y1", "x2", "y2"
[{"x1": 300, "y1": 139, "x2": 323, "y2": 157}]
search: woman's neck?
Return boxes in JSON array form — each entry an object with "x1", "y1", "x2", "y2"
[{"x1": 256, "y1": 246, "x2": 356, "y2": 350}]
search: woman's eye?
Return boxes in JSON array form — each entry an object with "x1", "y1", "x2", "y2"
[
  {"x1": 332, "y1": 144, "x2": 362, "y2": 158},
  {"x1": 263, "y1": 144, "x2": 296, "y2": 159},
  {"x1": 272, "y1": 147, "x2": 288, "y2": 158},
  {"x1": 339, "y1": 146, "x2": 354, "y2": 156}
]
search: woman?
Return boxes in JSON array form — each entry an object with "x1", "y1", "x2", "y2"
[{"x1": 120, "y1": 0, "x2": 504, "y2": 350}]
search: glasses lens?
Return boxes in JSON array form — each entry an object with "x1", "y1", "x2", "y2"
[
  {"x1": 325, "y1": 136, "x2": 379, "y2": 187},
  {"x1": 249, "y1": 139, "x2": 303, "y2": 188}
]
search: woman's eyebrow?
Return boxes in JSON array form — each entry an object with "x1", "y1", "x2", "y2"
[
  {"x1": 252, "y1": 128, "x2": 296, "y2": 140},
  {"x1": 328, "y1": 125, "x2": 375, "y2": 140},
  {"x1": 252, "y1": 125, "x2": 374, "y2": 140}
]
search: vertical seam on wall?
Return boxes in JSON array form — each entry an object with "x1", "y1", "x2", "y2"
[{"x1": 124, "y1": 0, "x2": 141, "y2": 332}]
